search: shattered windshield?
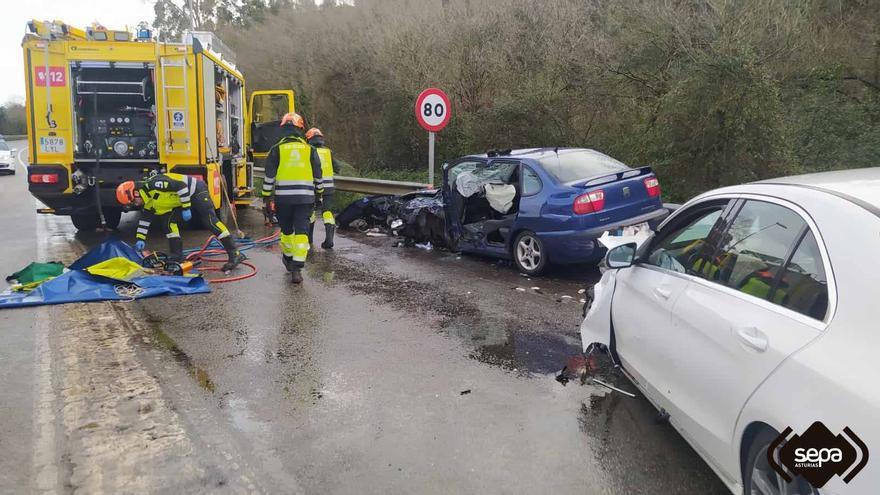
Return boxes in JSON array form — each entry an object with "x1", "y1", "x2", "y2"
[
  {"x1": 538, "y1": 150, "x2": 629, "y2": 183},
  {"x1": 448, "y1": 161, "x2": 518, "y2": 195}
]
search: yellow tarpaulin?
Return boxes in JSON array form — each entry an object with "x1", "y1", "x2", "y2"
[{"x1": 84, "y1": 257, "x2": 148, "y2": 282}]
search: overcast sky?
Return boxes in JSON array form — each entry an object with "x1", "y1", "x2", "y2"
[{"x1": 1, "y1": 0, "x2": 156, "y2": 103}]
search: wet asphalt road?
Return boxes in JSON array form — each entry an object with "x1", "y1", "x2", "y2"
[{"x1": 0, "y1": 141, "x2": 729, "y2": 494}]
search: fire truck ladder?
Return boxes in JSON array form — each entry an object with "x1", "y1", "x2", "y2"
[{"x1": 158, "y1": 43, "x2": 191, "y2": 154}]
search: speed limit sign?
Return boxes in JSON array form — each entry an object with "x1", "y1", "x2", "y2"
[
  {"x1": 415, "y1": 88, "x2": 450, "y2": 185},
  {"x1": 415, "y1": 88, "x2": 451, "y2": 132}
]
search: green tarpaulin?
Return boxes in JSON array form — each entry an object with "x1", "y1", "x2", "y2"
[{"x1": 6, "y1": 262, "x2": 65, "y2": 285}]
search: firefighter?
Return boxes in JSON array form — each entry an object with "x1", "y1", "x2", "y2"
[
  {"x1": 306, "y1": 127, "x2": 339, "y2": 249},
  {"x1": 116, "y1": 172, "x2": 246, "y2": 272},
  {"x1": 262, "y1": 113, "x2": 323, "y2": 283}
]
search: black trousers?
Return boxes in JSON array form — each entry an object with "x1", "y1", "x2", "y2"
[
  {"x1": 191, "y1": 182, "x2": 229, "y2": 238},
  {"x1": 277, "y1": 202, "x2": 312, "y2": 235}
]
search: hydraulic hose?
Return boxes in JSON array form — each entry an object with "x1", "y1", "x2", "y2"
[{"x1": 184, "y1": 230, "x2": 280, "y2": 283}]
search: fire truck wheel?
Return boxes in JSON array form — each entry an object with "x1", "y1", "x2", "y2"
[
  {"x1": 71, "y1": 213, "x2": 99, "y2": 231},
  {"x1": 70, "y1": 209, "x2": 121, "y2": 231}
]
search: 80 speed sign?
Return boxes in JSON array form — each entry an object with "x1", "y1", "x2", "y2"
[{"x1": 415, "y1": 88, "x2": 451, "y2": 132}]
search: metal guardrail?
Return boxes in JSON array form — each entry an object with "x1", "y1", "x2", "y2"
[{"x1": 253, "y1": 167, "x2": 432, "y2": 196}]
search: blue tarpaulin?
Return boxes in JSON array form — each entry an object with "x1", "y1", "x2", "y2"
[
  {"x1": 69, "y1": 239, "x2": 142, "y2": 271},
  {"x1": 0, "y1": 240, "x2": 211, "y2": 309}
]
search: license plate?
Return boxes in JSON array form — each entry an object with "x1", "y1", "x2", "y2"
[
  {"x1": 39, "y1": 136, "x2": 66, "y2": 154},
  {"x1": 611, "y1": 222, "x2": 650, "y2": 236}
]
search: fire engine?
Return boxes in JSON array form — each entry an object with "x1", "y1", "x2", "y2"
[{"x1": 22, "y1": 19, "x2": 295, "y2": 230}]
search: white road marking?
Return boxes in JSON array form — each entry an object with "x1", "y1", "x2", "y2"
[
  {"x1": 15, "y1": 144, "x2": 28, "y2": 182},
  {"x1": 17, "y1": 145, "x2": 27, "y2": 172}
]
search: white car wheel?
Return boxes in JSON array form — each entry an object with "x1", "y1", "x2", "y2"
[{"x1": 744, "y1": 429, "x2": 819, "y2": 495}]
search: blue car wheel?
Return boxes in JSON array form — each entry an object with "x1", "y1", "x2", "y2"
[{"x1": 513, "y1": 231, "x2": 548, "y2": 275}]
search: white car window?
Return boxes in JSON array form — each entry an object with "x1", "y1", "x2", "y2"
[
  {"x1": 775, "y1": 231, "x2": 829, "y2": 320},
  {"x1": 647, "y1": 207, "x2": 725, "y2": 273},
  {"x1": 710, "y1": 201, "x2": 806, "y2": 300}
]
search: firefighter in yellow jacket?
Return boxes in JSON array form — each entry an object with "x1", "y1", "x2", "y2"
[
  {"x1": 262, "y1": 113, "x2": 323, "y2": 283},
  {"x1": 115, "y1": 172, "x2": 246, "y2": 271},
  {"x1": 306, "y1": 127, "x2": 339, "y2": 249}
]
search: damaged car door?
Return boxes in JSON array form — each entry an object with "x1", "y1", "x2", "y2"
[
  {"x1": 657, "y1": 198, "x2": 828, "y2": 479},
  {"x1": 610, "y1": 199, "x2": 733, "y2": 407},
  {"x1": 443, "y1": 158, "x2": 522, "y2": 257}
]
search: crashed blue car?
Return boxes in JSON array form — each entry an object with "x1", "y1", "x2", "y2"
[{"x1": 441, "y1": 148, "x2": 669, "y2": 275}]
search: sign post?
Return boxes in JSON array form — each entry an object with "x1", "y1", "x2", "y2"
[
  {"x1": 428, "y1": 131, "x2": 436, "y2": 186},
  {"x1": 415, "y1": 88, "x2": 451, "y2": 186}
]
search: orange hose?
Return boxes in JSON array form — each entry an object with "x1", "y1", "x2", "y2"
[{"x1": 198, "y1": 260, "x2": 258, "y2": 283}]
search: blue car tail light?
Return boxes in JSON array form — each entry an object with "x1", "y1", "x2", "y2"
[{"x1": 573, "y1": 189, "x2": 605, "y2": 214}]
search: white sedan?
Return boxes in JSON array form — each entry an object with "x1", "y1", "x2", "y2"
[
  {"x1": 581, "y1": 168, "x2": 879, "y2": 495},
  {"x1": 0, "y1": 140, "x2": 15, "y2": 174}
]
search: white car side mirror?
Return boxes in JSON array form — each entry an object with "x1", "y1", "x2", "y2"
[{"x1": 606, "y1": 242, "x2": 637, "y2": 269}]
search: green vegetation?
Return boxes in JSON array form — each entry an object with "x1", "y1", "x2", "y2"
[
  {"x1": 0, "y1": 101, "x2": 26, "y2": 136},
  {"x1": 156, "y1": 0, "x2": 880, "y2": 202}
]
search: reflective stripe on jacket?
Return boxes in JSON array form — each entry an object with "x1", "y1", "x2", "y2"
[
  {"x1": 316, "y1": 147, "x2": 334, "y2": 192},
  {"x1": 262, "y1": 135, "x2": 324, "y2": 205},
  {"x1": 140, "y1": 173, "x2": 197, "y2": 216},
  {"x1": 136, "y1": 173, "x2": 200, "y2": 240}
]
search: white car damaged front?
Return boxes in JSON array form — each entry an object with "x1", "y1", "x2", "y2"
[{"x1": 579, "y1": 229, "x2": 653, "y2": 354}]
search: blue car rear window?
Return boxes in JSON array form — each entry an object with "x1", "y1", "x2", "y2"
[{"x1": 537, "y1": 150, "x2": 629, "y2": 183}]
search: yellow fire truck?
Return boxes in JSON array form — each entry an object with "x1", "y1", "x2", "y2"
[{"x1": 22, "y1": 19, "x2": 295, "y2": 230}]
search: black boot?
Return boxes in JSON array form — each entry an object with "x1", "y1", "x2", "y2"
[
  {"x1": 290, "y1": 268, "x2": 303, "y2": 284},
  {"x1": 168, "y1": 237, "x2": 184, "y2": 262},
  {"x1": 308, "y1": 221, "x2": 315, "y2": 245},
  {"x1": 321, "y1": 224, "x2": 336, "y2": 249},
  {"x1": 282, "y1": 255, "x2": 294, "y2": 272},
  {"x1": 220, "y1": 236, "x2": 246, "y2": 272}
]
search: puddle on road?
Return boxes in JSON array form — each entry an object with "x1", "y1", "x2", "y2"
[
  {"x1": 305, "y1": 251, "x2": 582, "y2": 375},
  {"x1": 447, "y1": 317, "x2": 582, "y2": 375},
  {"x1": 225, "y1": 396, "x2": 268, "y2": 434}
]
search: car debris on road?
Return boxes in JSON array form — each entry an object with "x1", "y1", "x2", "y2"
[
  {"x1": 591, "y1": 378, "x2": 636, "y2": 398},
  {"x1": 337, "y1": 191, "x2": 451, "y2": 248}
]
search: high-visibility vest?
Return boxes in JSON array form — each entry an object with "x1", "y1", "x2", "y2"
[
  {"x1": 316, "y1": 147, "x2": 334, "y2": 192},
  {"x1": 276, "y1": 138, "x2": 316, "y2": 199},
  {"x1": 140, "y1": 172, "x2": 196, "y2": 215}
]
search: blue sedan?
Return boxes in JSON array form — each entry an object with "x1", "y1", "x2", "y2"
[{"x1": 442, "y1": 148, "x2": 669, "y2": 275}]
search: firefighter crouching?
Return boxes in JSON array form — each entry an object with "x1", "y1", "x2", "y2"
[
  {"x1": 262, "y1": 113, "x2": 323, "y2": 284},
  {"x1": 116, "y1": 172, "x2": 246, "y2": 272},
  {"x1": 306, "y1": 127, "x2": 339, "y2": 249}
]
